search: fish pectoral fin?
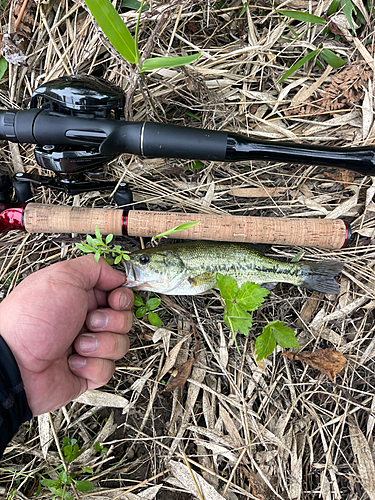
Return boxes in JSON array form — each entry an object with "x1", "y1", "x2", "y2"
[{"x1": 188, "y1": 272, "x2": 215, "y2": 289}]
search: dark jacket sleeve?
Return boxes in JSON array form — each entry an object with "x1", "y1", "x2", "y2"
[{"x1": 0, "y1": 335, "x2": 32, "y2": 458}]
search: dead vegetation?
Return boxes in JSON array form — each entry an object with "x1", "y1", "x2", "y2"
[{"x1": 1, "y1": 1, "x2": 375, "y2": 499}]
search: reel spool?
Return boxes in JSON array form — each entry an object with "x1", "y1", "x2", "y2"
[
  {"x1": 12, "y1": 75, "x2": 132, "y2": 205},
  {"x1": 30, "y1": 74, "x2": 125, "y2": 173}
]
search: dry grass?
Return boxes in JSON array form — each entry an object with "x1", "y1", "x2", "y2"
[{"x1": 1, "y1": 1, "x2": 375, "y2": 499}]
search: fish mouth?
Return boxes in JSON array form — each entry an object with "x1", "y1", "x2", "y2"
[
  {"x1": 122, "y1": 260, "x2": 155, "y2": 291},
  {"x1": 123, "y1": 260, "x2": 140, "y2": 287},
  {"x1": 122, "y1": 259, "x2": 175, "y2": 292}
]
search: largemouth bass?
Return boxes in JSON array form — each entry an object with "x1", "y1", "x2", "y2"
[{"x1": 123, "y1": 241, "x2": 343, "y2": 295}]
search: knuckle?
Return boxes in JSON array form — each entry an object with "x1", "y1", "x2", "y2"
[
  {"x1": 112, "y1": 333, "x2": 128, "y2": 359},
  {"x1": 96, "y1": 359, "x2": 114, "y2": 385},
  {"x1": 122, "y1": 310, "x2": 133, "y2": 333}
]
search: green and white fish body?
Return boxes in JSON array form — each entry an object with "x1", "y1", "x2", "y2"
[{"x1": 123, "y1": 241, "x2": 343, "y2": 295}]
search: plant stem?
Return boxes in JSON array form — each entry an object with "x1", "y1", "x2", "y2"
[{"x1": 134, "y1": 0, "x2": 145, "y2": 65}]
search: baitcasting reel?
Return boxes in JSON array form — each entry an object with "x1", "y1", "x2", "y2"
[
  {"x1": 1, "y1": 73, "x2": 375, "y2": 206},
  {"x1": 9, "y1": 74, "x2": 133, "y2": 204}
]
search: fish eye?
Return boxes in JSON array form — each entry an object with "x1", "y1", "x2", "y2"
[{"x1": 139, "y1": 254, "x2": 150, "y2": 265}]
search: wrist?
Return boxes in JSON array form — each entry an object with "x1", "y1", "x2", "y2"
[{"x1": 0, "y1": 335, "x2": 32, "y2": 457}]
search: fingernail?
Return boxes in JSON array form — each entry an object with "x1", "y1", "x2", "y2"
[
  {"x1": 69, "y1": 356, "x2": 87, "y2": 369},
  {"x1": 80, "y1": 334, "x2": 98, "y2": 353},
  {"x1": 119, "y1": 292, "x2": 130, "y2": 310},
  {"x1": 89, "y1": 311, "x2": 109, "y2": 329}
]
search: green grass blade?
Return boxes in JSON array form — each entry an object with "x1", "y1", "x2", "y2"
[
  {"x1": 85, "y1": 0, "x2": 138, "y2": 64},
  {"x1": 327, "y1": 0, "x2": 340, "y2": 16},
  {"x1": 152, "y1": 221, "x2": 200, "y2": 240},
  {"x1": 0, "y1": 57, "x2": 7, "y2": 79},
  {"x1": 278, "y1": 49, "x2": 319, "y2": 83},
  {"x1": 121, "y1": 0, "x2": 148, "y2": 10},
  {"x1": 278, "y1": 10, "x2": 327, "y2": 25},
  {"x1": 320, "y1": 48, "x2": 346, "y2": 68},
  {"x1": 341, "y1": 0, "x2": 356, "y2": 30},
  {"x1": 140, "y1": 53, "x2": 201, "y2": 72}
]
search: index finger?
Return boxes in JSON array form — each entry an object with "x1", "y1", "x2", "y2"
[{"x1": 58, "y1": 254, "x2": 126, "y2": 292}]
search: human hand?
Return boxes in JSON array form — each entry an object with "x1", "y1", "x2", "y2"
[{"x1": 0, "y1": 255, "x2": 133, "y2": 415}]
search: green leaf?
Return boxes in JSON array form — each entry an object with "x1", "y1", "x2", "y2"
[
  {"x1": 136, "y1": 306, "x2": 147, "y2": 318},
  {"x1": 188, "y1": 160, "x2": 205, "y2": 170},
  {"x1": 255, "y1": 328, "x2": 276, "y2": 360},
  {"x1": 121, "y1": 0, "x2": 148, "y2": 10},
  {"x1": 79, "y1": 242, "x2": 96, "y2": 252},
  {"x1": 327, "y1": 0, "x2": 340, "y2": 15},
  {"x1": 59, "y1": 471, "x2": 68, "y2": 484},
  {"x1": 320, "y1": 48, "x2": 346, "y2": 68},
  {"x1": 148, "y1": 311, "x2": 163, "y2": 326},
  {"x1": 152, "y1": 221, "x2": 200, "y2": 240},
  {"x1": 63, "y1": 494, "x2": 74, "y2": 500},
  {"x1": 86, "y1": 235, "x2": 96, "y2": 247},
  {"x1": 267, "y1": 321, "x2": 299, "y2": 348},
  {"x1": 63, "y1": 444, "x2": 72, "y2": 457},
  {"x1": 278, "y1": 49, "x2": 319, "y2": 83},
  {"x1": 340, "y1": 0, "x2": 356, "y2": 30},
  {"x1": 290, "y1": 250, "x2": 303, "y2": 263},
  {"x1": 104, "y1": 257, "x2": 114, "y2": 265},
  {"x1": 114, "y1": 255, "x2": 123, "y2": 264},
  {"x1": 185, "y1": 111, "x2": 201, "y2": 122},
  {"x1": 41, "y1": 479, "x2": 59, "y2": 488},
  {"x1": 81, "y1": 467, "x2": 93, "y2": 474},
  {"x1": 225, "y1": 304, "x2": 253, "y2": 335},
  {"x1": 48, "y1": 486, "x2": 65, "y2": 497},
  {"x1": 236, "y1": 282, "x2": 269, "y2": 311},
  {"x1": 133, "y1": 293, "x2": 144, "y2": 307},
  {"x1": 85, "y1": 0, "x2": 138, "y2": 64},
  {"x1": 146, "y1": 297, "x2": 161, "y2": 310},
  {"x1": 239, "y1": 2, "x2": 248, "y2": 17},
  {"x1": 74, "y1": 480, "x2": 95, "y2": 492},
  {"x1": 95, "y1": 226, "x2": 103, "y2": 244},
  {"x1": 93, "y1": 443, "x2": 102, "y2": 452},
  {"x1": 105, "y1": 233, "x2": 114, "y2": 245},
  {"x1": 140, "y1": 53, "x2": 201, "y2": 72},
  {"x1": 278, "y1": 10, "x2": 326, "y2": 24},
  {"x1": 64, "y1": 442, "x2": 80, "y2": 463},
  {"x1": 216, "y1": 273, "x2": 238, "y2": 307},
  {"x1": 0, "y1": 57, "x2": 7, "y2": 79},
  {"x1": 255, "y1": 321, "x2": 298, "y2": 360},
  {"x1": 94, "y1": 252, "x2": 101, "y2": 263},
  {"x1": 75, "y1": 243, "x2": 93, "y2": 254}
]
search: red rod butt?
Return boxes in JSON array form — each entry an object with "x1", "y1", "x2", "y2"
[{"x1": 0, "y1": 204, "x2": 25, "y2": 233}]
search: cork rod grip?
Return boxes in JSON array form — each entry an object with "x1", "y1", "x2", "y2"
[
  {"x1": 23, "y1": 203, "x2": 124, "y2": 235},
  {"x1": 126, "y1": 211, "x2": 349, "y2": 249},
  {"x1": 21, "y1": 204, "x2": 349, "y2": 249}
]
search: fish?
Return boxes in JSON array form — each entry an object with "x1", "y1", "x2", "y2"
[{"x1": 123, "y1": 241, "x2": 343, "y2": 295}]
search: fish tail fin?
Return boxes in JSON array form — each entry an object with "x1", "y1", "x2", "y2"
[{"x1": 300, "y1": 261, "x2": 344, "y2": 294}]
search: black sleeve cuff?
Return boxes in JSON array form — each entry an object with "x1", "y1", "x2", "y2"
[{"x1": 0, "y1": 335, "x2": 32, "y2": 458}]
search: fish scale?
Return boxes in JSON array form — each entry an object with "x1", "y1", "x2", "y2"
[{"x1": 123, "y1": 241, "x2": 343, "y2": 295}]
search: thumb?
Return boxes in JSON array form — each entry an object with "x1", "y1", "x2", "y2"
[{"x1": 58, "y1": 254, "x2": 126, "y2": 292}]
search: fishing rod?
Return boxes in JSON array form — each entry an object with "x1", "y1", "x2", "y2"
[
  {"x1": 0, "y1": 73, "x2": 374, "y2": 193},
  {"x1": 0, "y1": 202, "x2": 350, "y2": 250},
  {"x1": 0, "y1": 74, "x2": 356, "y2": 250}
]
